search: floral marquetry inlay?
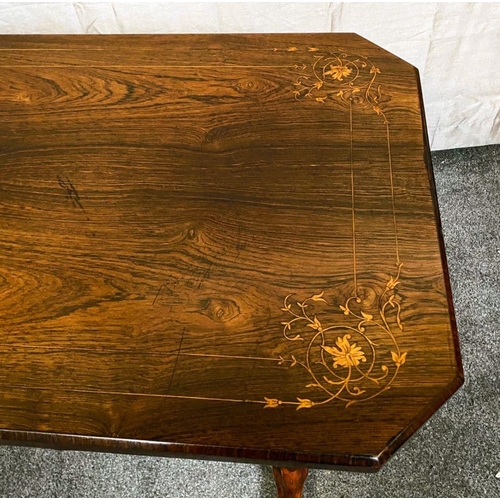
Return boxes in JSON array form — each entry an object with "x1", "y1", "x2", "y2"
[
  {"x1": 291, "y1": 46, "x2": 389, "y2": 123},
  {"x1": 266, "y1": 264, "x2": 408, "y2": 410},
  {"x1": 262, "y1": 48, "x2": 406, "y2": 409}
]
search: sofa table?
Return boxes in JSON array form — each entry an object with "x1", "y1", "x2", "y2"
[{"x1": 0, "y1": 34, "x2": 463, "y2": 497}]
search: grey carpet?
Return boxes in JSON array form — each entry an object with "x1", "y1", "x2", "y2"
[{"x1": 0, "y1": 145, "x2": 499, "y2": 497}]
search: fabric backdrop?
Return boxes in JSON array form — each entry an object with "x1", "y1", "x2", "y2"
[{"x1": 0, "y1": 2, "x2": 499, "y2": 151}]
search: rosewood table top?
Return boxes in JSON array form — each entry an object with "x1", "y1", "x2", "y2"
[{"x1": 0, "y1": 34, "x2": 463, "y2": 472}]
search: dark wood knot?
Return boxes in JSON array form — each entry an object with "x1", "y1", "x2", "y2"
[
  {"x1": 234, "y1": 77, "x2": 273, "y2": 95},
  {"x1": 356, "y1": 283, "x2": 380, "y2": 309},
  {"x1": 198, "y1": 298, "x2": 240, "y2": 323}
]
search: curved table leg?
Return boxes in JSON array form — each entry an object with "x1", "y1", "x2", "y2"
[{"x1": 272, "y1": 467, "x2": 309, "y2": 498}]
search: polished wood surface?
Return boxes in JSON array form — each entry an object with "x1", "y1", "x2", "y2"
[
  {"x1": 273, "y1": 467, "x2": 309, "y2": 498},
  {"x1": 0, "y1": 34, "x2": 462, "y2": 471}
]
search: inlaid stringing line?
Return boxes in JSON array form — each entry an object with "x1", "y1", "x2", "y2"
[
  {"x1": 386, "y1": 122, "x2": 400, "y2": 265},
  {"x1": 0, "y1": 383, "x2": 270, "y2": 404},
  {"x1": 0, "y1": 65, "x2": 297, "y2": 68},
  {"x1": 0, "y1": 344, "x2": 288, "y2": 363},
  {"x1": 349, "y1": 99, "x2": 358, "y2": 296},
  {"x1": 180, "y1": 353, "x2": 291, "y2": 362},
  {"x1": 0, "y1": 48, "x2": 106, "y2": 51}
]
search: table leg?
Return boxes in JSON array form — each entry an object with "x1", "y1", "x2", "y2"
[{"x1": 272, "y1": 467, "x2": 309, "y2": 498}]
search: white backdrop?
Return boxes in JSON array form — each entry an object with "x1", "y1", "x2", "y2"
[{"x1": 1, "y1": 2, "x2": 499, "y2": 151}]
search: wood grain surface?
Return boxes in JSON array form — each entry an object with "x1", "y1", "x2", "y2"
[
  {"x1": 273, "y1": 467, "x2": 309, "y2": 498},
  {"x1": 0, "y1": 34, "x2": 462, "y2": 471}
]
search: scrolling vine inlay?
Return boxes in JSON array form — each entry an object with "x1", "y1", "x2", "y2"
[
  {"x1": 268, "y1": 266, "x2": 407, "y2": 410},
  {"x1": 291, "y1": 46, "x2": 388, "y2": 123},
  {"x1": 265, "y1": 47, "x2": 408, "y2": 410}
]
